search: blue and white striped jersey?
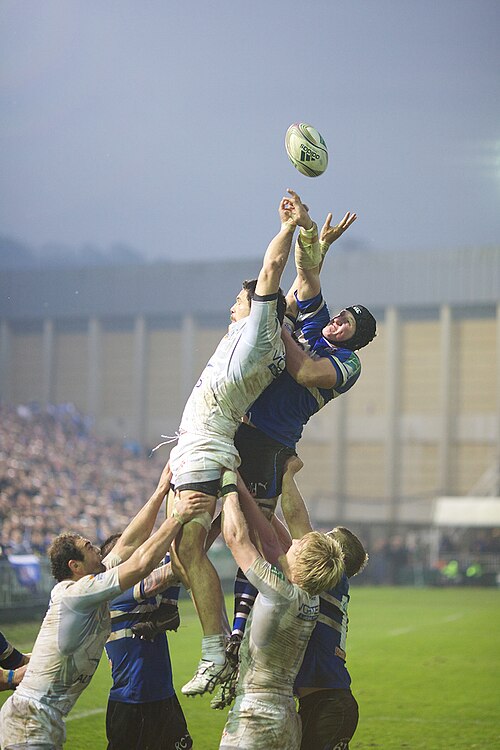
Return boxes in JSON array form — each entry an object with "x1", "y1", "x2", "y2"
[
  {"x1": 248, "y1": 292, "x2": 361, "y2": 448},
  {"x1": 105, "y1": 579, "x2": 175, "y2": 704},
  {"x1": 294, "y1": 573, "x2": 351, "y2": 691}
]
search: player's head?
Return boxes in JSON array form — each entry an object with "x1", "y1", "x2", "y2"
[
  {"x1": 48, "y1": 533, "x2": 104, "y2": 581},
  {"x1": 322, "y1": 305, "x2": 376, "y2": 351},
  {"x1": 230, "y1": 279, "x2": 286, "y2": 325},
  {"x1": 100, "y1": 533, "x2": 121, "y2": 558},
  {"x1": 289, "y1": 531, "x2": 345, "y2": 595},
  {"x1": 327, "y1": 527, "x2": 368, "y2": 578}
]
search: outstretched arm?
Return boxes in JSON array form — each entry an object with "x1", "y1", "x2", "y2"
[
  {"x1": 285, "y1": 209, "x2": 357, "y2": 316},
  {"x1": 318, "y1": 211, "x2": 357, "y2": 272},
  {"x1": 254, "y1": 197, "x2": 295, "y2": 298},
  {"x1": 222, "y1": 491, "x2": 262, "y2": 573},
  {"x1": 138, "y1": 560, "x2": 178, "y2": 598},
  {"x1": 117, "y1": 491, "x2": 211, "y2": 592},
  {"x1": 280, "y1": 456, "x2": 313, "y2": 539},
  {"x1": 110, "y1": 463, "x2": 172, "y2": 563},
  {"x1": 222, "y1": 472, "x2": 286, "y2": 572},
  {"x1": 254, "y1": 189, "x2": 315, "y2": 298},
  {"x1": 209, "y1": 480, "x2": 288, "y2": 565},
  {"x1": 236, "y1": 474, "x2": 285, "y2": 566}
]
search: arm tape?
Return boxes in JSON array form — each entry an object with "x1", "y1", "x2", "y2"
[{"x1": 220, "y1": 483, "x2": 238, "y2": 497}]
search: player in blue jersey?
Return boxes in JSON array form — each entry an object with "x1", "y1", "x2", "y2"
[
  {"x1": 222, "y1": 203, "x2": 375, "y2": 669},
  {"x1": 0, "y1": 632, "x2": 30, "y2": 691},
  {"x1": 281, "y1": 459, "x2": 368, "y2": 750},
  {"x1": 236, "y1": 205, "x2": 375, "y2": 516},
  {"x1": 100, "y1": 536, "x2": 191, "y2": 750}
]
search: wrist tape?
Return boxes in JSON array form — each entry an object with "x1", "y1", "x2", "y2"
[
  {"x1": 220, "y1": 470, "x2": 238, "y2": 497},
  {"x1": 295, "y1": 222, "x2": 320, "y2": 269}
]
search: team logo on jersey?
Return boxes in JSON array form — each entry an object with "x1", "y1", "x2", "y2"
[
  {"x1": 268, "y1": 349, "x2": 286, "y2": 378},
  {"x1": 299, "y1": 602, "x2": 319, "y2": 621},
  {"x1": 270, "y1": 564, "x2": 285, "y2": 581}
]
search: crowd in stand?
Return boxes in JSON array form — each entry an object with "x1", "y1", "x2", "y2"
[
  {"x1": 0, "y1": 403, "x2": 164, "y2": 557},
  {"x1": 1, "y1": 402, "x2": 499, "y2": 576}
]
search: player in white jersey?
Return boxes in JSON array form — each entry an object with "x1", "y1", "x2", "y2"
[
  {"x1": 169, "y1": 190, "x2": 316, "y2": 696},
  {"x1": 280, "y1": 458, "x2": 368, "y2": 750},
  {"x1": 218, "y1": 471, "x2": 345, "y2": 750},
  {"x1": 0, "y1": 465, "x2": 210, "y2": 750}
]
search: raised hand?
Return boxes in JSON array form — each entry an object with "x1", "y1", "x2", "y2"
[
  {"x1": 279, "y1": 196, "x2": 297, "y2": 227},
  {"x1": 285, "y1": 189, "x2": 313, "y2": 230},
  {"x1": 320, "y1": 211, "x2": 357, "y2": 247}
]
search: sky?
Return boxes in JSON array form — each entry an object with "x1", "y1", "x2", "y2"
[{"x1": 1, "y1": 0, "x2": 499, "y2": 263}]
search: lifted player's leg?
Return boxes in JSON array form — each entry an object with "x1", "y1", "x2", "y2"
[{"x1": 172, "y1": 488, "x2": 231, "y2": 696}]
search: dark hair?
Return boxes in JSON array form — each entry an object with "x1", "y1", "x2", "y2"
[
  {"x1": 328, "y1": 527, "x2": 368, "y2": 578},
  {"x1": 48, "y1": 533, "x2": 85, "y2": 582},
  {"x1": 343, "y1": 305, "x2": 377, "y2": 351},
  {"x1": 100, "y1": 533, "x2": 121, "y2": 558},
  {"x1": 242, "y1": 279, "x2": 287, "y2": 326}
]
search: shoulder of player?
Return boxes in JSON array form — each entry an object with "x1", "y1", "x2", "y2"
[
  {"x1": 56, "y1": 568, "x2": 117, "y2": 596},
  {"x1": 317, "y1": 343, "x2": 360, "y2": 363},
  {"x1": 296, "y1": 290, "x2": 325, "y2": 314},
  {"x1": 250, "y1": 557, "x2": 290, "y2": 587},
  {"x1": 51, "y1": 579, "x2": 75, "y2": 597}
]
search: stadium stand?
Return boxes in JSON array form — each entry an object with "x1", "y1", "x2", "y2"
[{"x1": 0, "y1": 402, "x2": 163, "y2": 557}]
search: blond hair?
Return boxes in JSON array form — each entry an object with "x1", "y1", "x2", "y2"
[{"x1": 293, "y1": 531, "x2": 345, "y2": 596}]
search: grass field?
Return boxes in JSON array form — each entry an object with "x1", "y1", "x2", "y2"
[{"x1": 1, "y1": 587, "x2": 499, "y2": 749}]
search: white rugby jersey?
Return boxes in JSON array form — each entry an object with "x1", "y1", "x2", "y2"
[
  {"x1": 179, "y1": 298, "x2": 285, "y2": 440},
  {"x1": 16, "y1": 553, "x2": 122, "y2": 716},
  {"x1": 238, "y1": 557, "x2": 319, "y2": 697}
]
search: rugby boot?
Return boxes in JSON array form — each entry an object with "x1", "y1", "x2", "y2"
[{"x1": 181, "y1": 658, "x2": 233, "y2": 696}]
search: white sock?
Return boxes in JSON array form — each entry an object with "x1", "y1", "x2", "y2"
[{"x1": 202, "y1": 634, "x2": 226, "y2": 665}]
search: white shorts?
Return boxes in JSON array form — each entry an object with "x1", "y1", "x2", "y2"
[
  {"x1": 219, "y1": 692, "x2": 301, "y2": 750},
  {"x1": 169, "y1": 432, "x2": 241, "y2": 487},
  {"x1": 0, "y1": 693, "x2": 65, "y2": 750}
]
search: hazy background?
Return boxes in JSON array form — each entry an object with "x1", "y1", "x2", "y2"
[{"x1": 1, "y1": 0, "x2": 499, "y2": 266}]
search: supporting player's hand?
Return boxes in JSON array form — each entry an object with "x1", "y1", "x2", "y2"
[
  {"x1": 174, "y1": 492, "x2": 212, "y2": 525},
  {"x1": 320, "y1": 211, "x2": 357, "y2": 247},
  {"x1": 285, "y1": 189, "x2": 313, "y2": 230},
  {"x1": 155, "y1": 461, "x2": 172, "y2": 498},
  {"x1": 12, "y1": 664, "x2": 27, "y2": 689},
  {"x1": 283, "y1": 454, "x2": 304, "y2": 478}
]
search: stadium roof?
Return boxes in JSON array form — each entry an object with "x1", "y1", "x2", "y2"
[{"x1": 1, "y1": 246, "x2": 498, "y2": 322}]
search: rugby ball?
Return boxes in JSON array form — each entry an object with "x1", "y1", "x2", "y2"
[{"x1": 285, "y1": 123, "x2": 328, "y2": 177}]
